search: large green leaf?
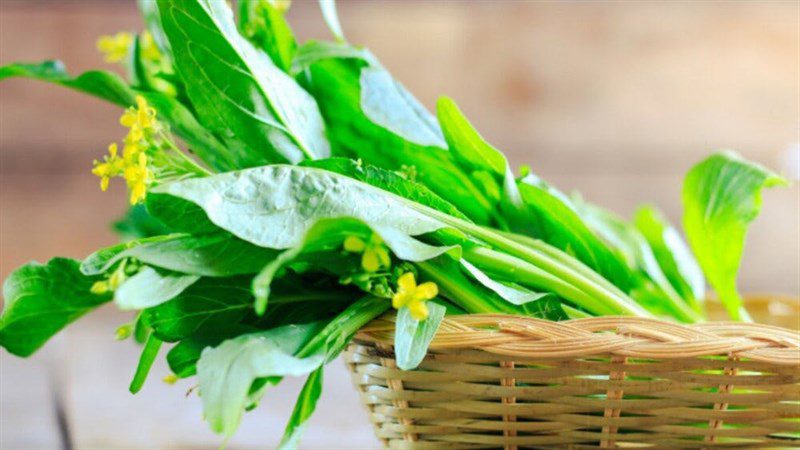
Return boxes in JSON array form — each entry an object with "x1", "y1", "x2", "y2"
[
  {"x1": 197, "y1": 322, "x2": 325, "y2": 436},
  {"x1": 151, "y1": 165, "x2": 448, "y2": 249},
  {"x1": 157, "y1": 0, "x2": 329, "y2": 166},
  {"x1": 635, "y1": 206, "x2": 705, "y2": 307},
  {"x1": 0, "y1": 258, "x2": 110, "y2": 357},
  {"x1": 436, "y1": 96, "x2": 507, "y2": 176},
  {"x1": 682, "y1": 152, "x2": 788, "y2": 320},
  {"x1": 0, "y1": 61, "x2": 232, "y2": 171}
]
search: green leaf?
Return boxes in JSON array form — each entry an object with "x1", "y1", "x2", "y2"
[
  {"x1": 318, "y1": 0, "x2": 345, "y2": 42},
  {"x1": 167, "y1": 339, "x2": 205, "y2": 378},
  {"x1": 306, "y1": 58, "x2": 495, "y2": 223},
  {"x1": 142, "y1": 277, "x2": 254, "y2": 342},
  {"x1": 197, "y1": 323, "x2": 325, "y2": 436},
  {"x1": 291, "y1": 40, "x2": 373, "y2": 76},
  {"x1": 157, "y1": 0, "x2": 329, "y2": 166},
  {"x1": 0, "y1": 258, "x2": 110, "y2": 357},
  {"x1": 635, "y1": 205, "x2": 705, "y2": 306},
  {"x1": 436, "y1": 97, "x2": 506, "y2": 176},
  {"x1": 394, "y1": 302, "x2": 445, "y2": 370},
  {"x1": 252, "y1": 217, "x2": 456, "y2": 312},
  {"x1": 239, "y1": 0, "x2": 297, "y2": 72},
  {"x1": 277, "y1": 366, "x2": 324, "y2": 450},
  {"x1": 115, "y1": 267, "x2": 200, "y2": 310},
  {"x1": 112, "y1": 204, "x2": 171, "y2": 240},
  {"x1": 0, "y1": 61, "x2": 232, "y2": 171},
  {"x1": 151, "y1": 165, "x2": 448, "y2": 250},
  {"x1": 461, "y1": 260, "x2": 553, "y2": 306},
  {"x1": 302, "y1": 157, "x2": 469, "y2": 220},
  {"x1": 682, "y1": 151, "x2": 788, "y2": 320},
  {"x1": 361, "y1": 66, "x2": 445, "y2": 148},
  {"x1": 512, "y1": 176, "x2": 633, "y2": 291},
  {"x1": 81, "y1": 233, "x2": 279, "y2": 277},
  {"x1": 576, "y1": 201, "x2": 700, "y2": 322},
  {"x1": 129, "y1": 332, "x2": 163, "y2": 394}
]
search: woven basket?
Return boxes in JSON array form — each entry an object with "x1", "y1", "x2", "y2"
[{"x1": 344, "y1": 296, "x2": 800, "y2": 449}]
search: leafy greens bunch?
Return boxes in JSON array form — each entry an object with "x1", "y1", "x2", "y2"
[{"x1": 0, "y1": 0, "x2": 788, "y2": 447}]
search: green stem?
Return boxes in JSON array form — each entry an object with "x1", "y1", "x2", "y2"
[
  {"x1": 129, "y1": 332, "x2": 163, "y2": 394},
  {"x1": 417, "y1": 261, "x2": 513, "y2": 314},
  {"x1": 464, "y1": 246, "x2": 623, "y2": 316}
]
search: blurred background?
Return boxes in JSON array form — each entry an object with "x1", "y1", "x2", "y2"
[{"x1": 1, "y1": 1, "x2": 798, "y2": 449}]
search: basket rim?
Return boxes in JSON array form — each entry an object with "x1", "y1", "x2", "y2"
[{"x1": 355, "y1": 297, "x2": 800, "y2": 365}]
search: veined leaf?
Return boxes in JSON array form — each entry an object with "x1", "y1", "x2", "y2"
[
  {"x1": 0, "y1": 61, "x2": 232, "y2": 171},
  {"x1": 239, "y1": 0, "x2": 297, "y2": 72},
  {"x1": 0, "y1": 258, "x2": 110, "y2": 357},
  {"x1": 394, "y1": 302, "x2": 445, "y2": 370},
  {"x1": 635, "y1": 205, "x2": 705, "y2": 307},
  {"x1": 142, "y1": 276, "x2": 254, "y2": 342},
  {"x1": 151, "y1": 165, "x2": 448, "y2": 250},
  {"x1": 115, "y1": 267, "x2": 200, "y2": 310},
  {"x1": 682, "y1": 151, "x2": 788, "y2": 320},
  {"x1": 158, "y1": 0, "x2": 329, "y2": 166},
  {"x1": 277, "y1": 366, "x2": 324, "y2": 450}
]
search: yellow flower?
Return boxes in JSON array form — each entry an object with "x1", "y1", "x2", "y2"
[
  {"x1": 124, "y1": 152, "x2": 150, "y2": 204},
  {"x1": 120, "y1": 95, "x2": 157, "y2": 135},
  {"x1": 115, "y1": 324, "x2": 133, "y2": 340},
  {"x1": 344, "y1": 234, "x2": 391, "y2": 272},
  {"x1": 162, "y1": 374, "x2": 179, "y2": 385},
  {"x1": 392, "y1": 273, "x2": 438, "y2": 320},
  {"x1": 90, "y1": 280, "x2": 110, "y2": 295},
  {"x1": 91, "y1": 143, "x2": 124, "y2": 191},
  {"x1": 97, "y1": 32, "x2": 134, "y2": 63}
]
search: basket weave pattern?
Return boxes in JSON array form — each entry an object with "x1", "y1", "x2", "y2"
[{"x1": 345, "y1": 312, "x2": 800, "y2": 449}]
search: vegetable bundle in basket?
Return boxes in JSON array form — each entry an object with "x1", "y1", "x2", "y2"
[{"x1": 0, "y1": 1, "x2": 796, "y2": 448}]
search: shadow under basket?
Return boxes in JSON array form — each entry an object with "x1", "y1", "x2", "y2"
[{"x1": 344, "y1": 296, "x2": 800, "y2": 449}]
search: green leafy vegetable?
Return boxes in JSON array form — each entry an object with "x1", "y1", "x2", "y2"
[
  {"x1": 157, "y1": 0, "x2": 330, "y2": 166},
  {"x1": 635, "y1": 205, "x2": 705, "y2": 310},
  {"x1": 682, "y1": 152, "x2": 788, "y2": 320},
  {"x1": 0, "y1": 258, "x2": 111, "y2": 357}
]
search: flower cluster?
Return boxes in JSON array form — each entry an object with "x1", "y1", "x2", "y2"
[
  {"x1": 92, "y1": 96, "x2": 157, "y2": 204},
  {"x1": 96, "y1": 32, "x2": 134, "y2": 63}
]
